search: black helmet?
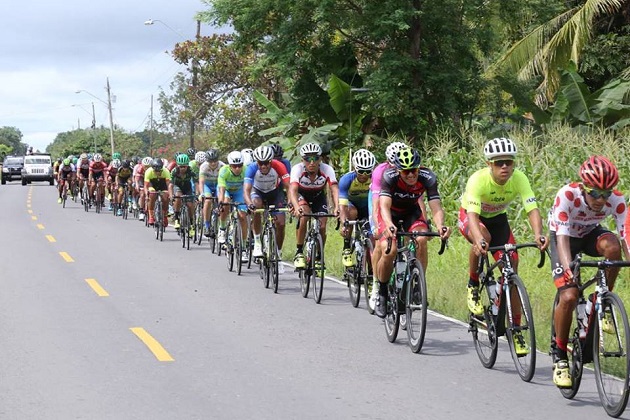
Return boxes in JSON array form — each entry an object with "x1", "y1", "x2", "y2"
[
  {"x1": 122, "y1": 160, "x2": 131, "y2": 169},
  {"x1": 271, "y1": 143, "x2": 284, "y2": 159},
  {"x1": 186, "y1": 148, "x2": 196, "y2": 158},
  {"x1": 205, "y1": 149, "x2": 219, "y2": 161},
  {"x1": 151, "y1": 158, "x2": 163, "y2": 171}
]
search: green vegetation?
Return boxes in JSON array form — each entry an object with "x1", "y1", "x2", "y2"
[{"x1": 282, "y1": 125, "x2": 630, "y2": 354}]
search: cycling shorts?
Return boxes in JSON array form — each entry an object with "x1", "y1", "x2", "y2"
[
  {"x1": 225, "y1": 189, "x2": 247, "y2": 212},
  {"x1": 203, "y1": 182, "x2": 218, "y2": 198},
  {"x1": 376, "y1": 207, "x2": 427, "y2": 241}
]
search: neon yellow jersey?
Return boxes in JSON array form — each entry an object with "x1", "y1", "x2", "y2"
[{"x1": 461, "y1": 167, "x2": 538, "y2": 218}]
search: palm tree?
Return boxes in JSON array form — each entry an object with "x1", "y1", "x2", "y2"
[{"x1": 493, "y1": 0, "x2": 626, "y2": 107}]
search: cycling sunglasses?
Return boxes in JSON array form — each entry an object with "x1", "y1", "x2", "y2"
[
  {"x1": 356, "y1": 169, "x2": 372, "y2": 176},
  {"x1": 583, "y1": 185, "x2": 612, "y2": 200},
  {"x1": 257, "y1": 160, "x2": 271, "y2": 166},
  {"x1": 401, "y1": 168, "x2": 419, "y2": 175},
  {"x1": 490, "y1": 159, "x2": 514, "y2": 168},
  {"x1": 303, "y1": 156, "x2": 320, "y2": 163},
  {"x1": 230, "y1": 164, "x2": 243, "y2": 168}
]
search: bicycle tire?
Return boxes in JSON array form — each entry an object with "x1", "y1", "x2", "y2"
[
  {"x1": 62, "y1": 187, "x2": 67, "y2": 208},
  {"x1": 311, "y1": 235, "x2": 325, "y2": 304},
  {"x1": 209, "y1": 211, "x2": 219, "y2": 254},
  {"x1": 593, "y1": 292, "x2": 630, "y2": 418},
  {"x1": 95, "y1": 187, "x2": 101, "y2": 214},
  {"x1": 270, "y1": 226, "x2": 279, "y2": 294},
  {"x1": 183, "y1": 209, "x2": 191, "y2": 250},
  {"x1": 384, "y1": 281, "x2": 400, "y2": 343},
  {"x1": 299, "y1": 243, "x2": 310, "y2": 298},
  {"x1": 235, "y1": 218, "x2": 243, "y2": 276},
  {"x1": 406, "y1": 261, "x2": 428, "y2": 353},
  {"x1": 246, "y1": 222, "x2": 254, "y2": 270},
  {"x1": 226, "y1": 221, "x2": 235, "y2": 272},
  {"x1": 83, "y1": 184, "x2": 89, "y2": 212},
  {"x1": 505, "y1": 274, "x2": 537, "y2": 382},
  {"x1": 347, "y1": 242, "x2": 361, "y2": 307},
  {"x1": 471, "y1": 279, "x2": 498, "y2": 368},
  {"x1": 260, "y1": 228, "x2": 270, "y2": 288},
  {"x1": 361, "y1": 240, "x2": 375, "y2": 313},
  {"x1": 550, "y1": 292, "x2": 583, "y2": 399}
]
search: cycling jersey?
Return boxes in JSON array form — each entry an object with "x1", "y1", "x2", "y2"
[
  {"x1": 166, "y1": 161, "x2": 177, "y2": 172},
  {"x1": 144, "y1": 167, "x2": 171, "y2": 191},
  {"x1": 106, "y1": 164, "x2": 118, "y2": 180},
  {"x1": 380, "y1": 167, "x2": 440, "y2": 213},
  {"x1": 339, "y1": 171, "x2": 370, "y2": 209},
  {"x1": 275, "y1": 157, "x2": 291, "y2": 174},
  {"x1": 89, "y1": 161, "x2": 108, "y2": 178},
  {"x1": 217, "y1": 165, "x2": 244, "y2": 193},
  {"x1": 549, "y1": 182, "x2": 626, "y2": 239},
  {"x1": 77, "y1": 159, "x2": 90, "y2": 177},
  {"x1": 59, "y1": 163, "x2": 75, "y2": 180},
  {"x1": 170, "y1": 166, "x2": 197, "y2": 193},
  {"x1": 461, "y1": 167, "x2": 538, "y2": 218},
  {"x1": 189, "y1": 160, "x2": 199, "y2": 177},
  {"x1": 289, "y1": 162, "x2": 337, "y2": 201},
  {"x1": 244, "y1": 160, "x2": 289, "y2": 193},
  {"x1": 117, "y1": 167, "x2": 133, "y2": 180}
]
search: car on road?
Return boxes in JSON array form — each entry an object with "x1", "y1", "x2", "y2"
[
  {"x1": 1, "y1": 155, "x2": 24, "y2": 184},
  {"x1": 21, "y1": 153, "x2": 54, "y2": 185}
]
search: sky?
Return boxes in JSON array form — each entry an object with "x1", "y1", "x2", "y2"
[{"x1": 0, "y1": 0, "x2": 222, "y2": 152}]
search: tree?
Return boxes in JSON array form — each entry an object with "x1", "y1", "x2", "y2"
[{"x1": 0, "y1": 126, "x2": 27, "y2": 155}]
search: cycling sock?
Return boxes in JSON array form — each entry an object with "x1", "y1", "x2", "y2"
[
  {"x1": 205, "y1": 221, "x2": 210, "y2": 229},
  {"x1": 296, "y1": 245, "x2": 304, "y2": 254},
  {"x1": 555, "y1": 337, "x2": 569, "y2": 353},
  {"x1": 343, "y1": 238, "x2": 351, "y2": 249},
  {"x1": 254, "y1": 234, "x2": 260, "y2": 242},
  {"x1": 468, "y1": 277, "x2": 480, "y2": 288}
]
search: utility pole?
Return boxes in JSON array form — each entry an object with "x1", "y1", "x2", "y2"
[
  {"x1": 106, "y1": 77, "x2": 115, "y2": 156},
  {"x1": 189, "y1": 20, "x2": 201, "y2": 149},
  {"x1": 91, "y1": 102, "x2": 97, "y2": 153},
  {"x1": 149, "y1": 94, "x2": 154, "y2": 155}
]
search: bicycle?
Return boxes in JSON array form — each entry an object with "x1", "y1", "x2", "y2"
[
  {"x1": 194, "y1": 196, "x2": 205, "y2": 246},
  {"x1": 296, "y1": 212, "x2": 339, "y2": 304},
  {"x1": 468, "y1": 242, "x2": 545, "y2": 382},
  {"x1": 206, "y1": 197, "x2": 221, "y2": 254},
  {"x1": 120, "y1": 184, "x2": 130, "y2": 220},
  {"x1": 82, "y1": 181, "x2": 89, "y2": 212},
  {"x1": 549, "y1": 255, "x2": 630, "y2": 417},
  {"x1": 173, "y1": 195, "x2": 196, "y2": 250},
  {"x1": 150, "y1": 191, "x2": 166, "y2": 241},
  {"x1": 93, "y1": 178, "x2": 104, "y2": 214},
  {"x1": 253, "y1": 205, "x2": 290, "y2": 293},
  {"x1": 342, "y1": 219, "x2": 375, "y2": 311},
  {"x1": 221, "y1": 202, "x2": 247, "y2": 275},
  {"x1": 59, "y1": 178, "x2": 69, "y2": 208},
  {"x1": 383, "y1": 225, "x2": 447, "y2": 353},
  {"x1": 71, "y1": 178, "x2": 79, "y2": 202}
]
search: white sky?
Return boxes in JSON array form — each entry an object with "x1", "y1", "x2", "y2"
[{"x1": 0, "y1": 0, "x2": 220, "y2": 152}]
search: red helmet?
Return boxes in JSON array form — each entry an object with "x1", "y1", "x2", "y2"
[{"x1": 579, "y1": 156, "x2": 619, "y2": 190}]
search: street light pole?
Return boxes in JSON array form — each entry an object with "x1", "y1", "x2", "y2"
[{"x1": 71, "y1": 102, "x2": 97, "y2": 153}]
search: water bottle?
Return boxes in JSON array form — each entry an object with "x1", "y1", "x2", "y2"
[
  {"x1": 577, "y1": 297, "x2": 588, "y2": 339},
  {"x1": 488, "y1": 278, "x2": 498, "y2": 316}
]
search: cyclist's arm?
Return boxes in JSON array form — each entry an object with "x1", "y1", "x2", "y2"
[
  {"x1": 467, "y1": 211, "x2": 486, "y2": 253},
  {"x1": 526, "y1": 208, "x2": 548, "y2": 250},
  {"x1": 329, "y1": 182, "x2": 340, "y2": 215},
  {"x1": 379, "y1": 195, "x2": 395, "y2": 238},
  {"x1": 243, "y1": 182, "x2": 253, "y2": 207},
  {"x1": 217, "y1": 186, "x2": 226, "y2": 205},
  {"x1": 556, "y1": 233, "x2": 573, "y2": 276},
  {"x1": 427, "y1": 198, "x2": 450, "y2": 238}
]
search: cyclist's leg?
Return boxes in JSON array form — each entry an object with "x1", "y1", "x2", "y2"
[
  {"x1": 409, "y1": 216, "x2": 431, "y2": 272},
  {"x1": 373, "y1": 211, "x2": 397, "y2": 317},
  {"x1": 161, "y1": 191, "x2": 170, "y2": 226}
]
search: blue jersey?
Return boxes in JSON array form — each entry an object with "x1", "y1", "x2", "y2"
[{"x1": 339, "y1": 171, "x2": 370, "y2": 209}]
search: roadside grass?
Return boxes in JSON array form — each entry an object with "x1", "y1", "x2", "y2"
[{"x1": 278, "y1": 124, "x2": 630, "y2": 354}]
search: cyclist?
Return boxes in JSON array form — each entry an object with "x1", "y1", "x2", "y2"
[
  {"x1": 243, "y1": 145, "x2": 290, "y2": 268},
  {"x1": 373, "y1": 147, "x2": 451, "y2": 318},
  {"x1": 288, "y1": 142, "x2": 339, "y2": 269},
  {"x1": 271, "y1": 143, "x2": 291, "y2": 173},
  {"x1": 134, "y1": 157, "x2": 152, "y2": 222},
  {"x1": 115, "y1": 160, "x2": 134, "y2": 216},
  {"x1": 192, "y1": 151, "x2": 206, "y2": 177},
  {"x1": 549, "y1": 155, "x2": 629, "y2": 389},
  {"x1": 166, "y1": 152, "x2": 179, "y2": 172},
  {"x1": 217, "y1": 150, "x2": 249, "y2": 262},
  {"x1": 339, "y1": 149, "x2": 377, "y2": 267},
  {"x1": 76, "y1": 153, "x2": 90, "y2": 204},
  {"x1": 170, "y1": 153, "x2": 198, "y2": 235},
  {"x1": 88, "y1": 153, "x2": 108, "y2": 206},
  {"x1": 106, "y1": 159, "x2": 121, "y2": 211},
  {"x1": 53, "y1": 158, "x2": 62, "y2": 184},
  {"x1": 144, "y1": 158, "x2": 171, "y2": 227},
  {"x1": 57, "y1": 158, "x2": 76, "y2": 203},
  {"x1": 459, "y1": 138, "x2": 547, "y2": 349},
  {"x1": 199, "y1": 149, "x2": 224, "y2": 237},
  {"x1": 241, "y1": 148, "x2": 254, "y2": 166}
]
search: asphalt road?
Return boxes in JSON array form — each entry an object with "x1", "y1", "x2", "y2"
[{"x1": 0, "y1": 182, "x2": 619, "y2": 419}]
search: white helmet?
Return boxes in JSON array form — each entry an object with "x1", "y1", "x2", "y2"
[
  {"x1": 195, "y1": 151, "x2": 206, "y2": 164},
  {"x1": 227, "y1": 151, "x2": 243, "y2": 165},
  {"x1": 299, "y1": 142, "x2": 322, "y2": 157},
  {"x1": 252, "y1": 145, "x2": 273, "y2": 162},
  {"x1": 385, "y1": 142, "x2": 406, "y2": 163},
  {"x1": 93, "y1": 153, "x2": 103, "y2": 162},
  {"x1": 484, "y1": 137, "x2": 517, "y2": 160},
  {"x1": 352, "y1": 149, "x2": 377, "y2": 171},
  {"x1": 142, "y1": 156, "x2": 152, "y2": 166},
  {"x1": 241, "y1": 148, "x2": 254, "y2": 165},
  {"x1": 111, "y1": 159, "x2": 122, "y2": 169}
]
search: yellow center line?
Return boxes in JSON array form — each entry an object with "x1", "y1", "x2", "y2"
[
  {"x1": 130, "y1": 328, "x2": 174, "y2": 362},
  {"x1": 59, "y1": 252, "x2": 74, "y2": 262},
  {"x1": 37, "y1": 224, "x2": 45, "y2": 230},
  {"x1": 31, "y1": 216, "x2": 37, "y2": 221},
  {"x1": 46, "y1": 235, "x2": 56, "y2": 243},
  {"x1": 27, "y1": 209, "x2": 33, "y2": 214},
  {"x1": 27, "y1": 204, "x2": 31, "y2": 208},
  {"x1": 85, "y1": 279, "x2": 109, "y2": 297}
]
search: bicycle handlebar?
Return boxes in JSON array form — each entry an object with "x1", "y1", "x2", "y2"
[
  {"x1": 478, "y1": 241, "x2": 546, "y2": 271},
  {"x1": 385, "y1": 227, "x2": 448, "y2": 255}
]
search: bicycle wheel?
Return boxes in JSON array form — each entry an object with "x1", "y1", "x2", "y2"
[
  {"x1": 225, "y1": 222, "x2": 234, "y2": 271},
  {"x1": 361, "y1": 241, "x2": 375, "y2": 314},
  {"x1": 268, "y1": 227, "x2": 279, "y2": 294},
  {"x1": 154, "y1": 201, "x2": 161, "y2": 240},
  {"x1": 550, "y1": 292, "x2": 583, "y2": 399},
  {"x1": 95, "y1": 187, "x2": 102, "y2": 214},
  {"x1": 181, "y1": 209, "x2": 190, "y2": 249},
  {"x1": 593, "y1": 292, "x2": 630, "y2": 418},
  {"x1": 311, "y1": 235, "x2": 325, "y2": 304},
  {"x1": 209, "y1": 211, "x2": 219, "y2": 254},
  {"x1": 246, "y1": 222, "x2": 254, "y2": 270},
  {"x1": 471, "y1": 279, "x2": 498, "y2": 368},
  {"x1": 406, "y1": 261, "x2": 428, "y2": 353},
  {"x1": 195, "y1": 203, "x2": 204, "y2": 245},
  {"x1": 384, "y1": 281, "x2": 400, "y2": 343},
  {"x1": 83, "y1": 185, "x2": 89, "y2": 212},
  {"x1": 347, "y1": 244, "x2": 361, "y2": 308},
  {"x1": 505, "y1": 275, "x2": 537, "y2": 382},
  {"x1": 299, "y1": 241, "x2": 310, "y2": 298},
  {"x1": 260, "y1": 228, "x2": 270, "y2": 288},
  {"x1": 235, "y1": 219, "x2": 244, "y2": 276}
]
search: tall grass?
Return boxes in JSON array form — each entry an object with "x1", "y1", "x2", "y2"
[{"x1": 281, "y1": 124, "x2": 630, "y2": 353}]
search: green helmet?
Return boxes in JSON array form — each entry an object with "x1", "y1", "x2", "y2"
[
  {"x1": 394, "y1": 147, "x2": 421, "y2": 170},
  {"x1": 112, "y1": 152, "x2": 121, "y2": 160},
  {"x1": 63, "y1": 158, "x2": 70, "y2": 166},
  {"x1": 72, "y1": 157, "x2": 78, "y2": 164},
  {"x1": 176, "y1": 153, "x2": 190, "y2": 165}
]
